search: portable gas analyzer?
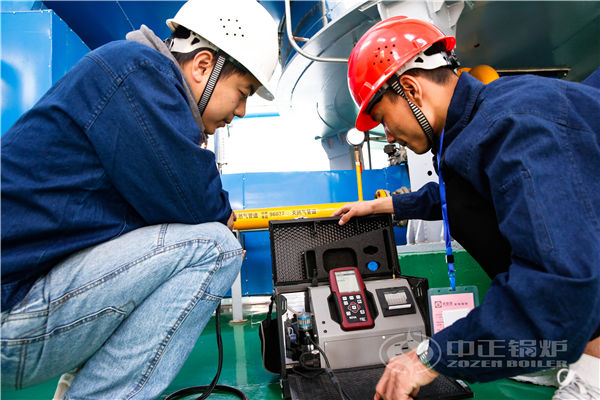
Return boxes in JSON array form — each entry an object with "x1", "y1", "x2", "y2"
[
  {"x1": 265, "y1": 214, "x2": 473, "y2": 400},
  {"x1": 328, "y1": 267, "x2": 374, "y2": 331}
]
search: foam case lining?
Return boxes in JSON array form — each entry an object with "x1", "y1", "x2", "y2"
[{"x1": 269, "y1": 214, "x2": 399, "y2": 286}]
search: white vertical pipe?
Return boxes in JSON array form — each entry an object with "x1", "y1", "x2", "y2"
[{"x1": 231, "y1": 271, "x2": 244, "y2": 322}]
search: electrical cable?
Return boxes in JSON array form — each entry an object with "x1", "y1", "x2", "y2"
[
  {"x1": 164, "y1": 304, "x2": 248, "y2": 400},
  {"x1": 298, "y1": 351, "x2": 322, "y2": 371},
  {"x1": 293, "y1": 352, "x2": 325, "y2": 380}
]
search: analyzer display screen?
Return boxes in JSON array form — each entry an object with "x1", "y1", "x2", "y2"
[{"x1": 334, "y1": 270, "x2": 360, "y2": 293}]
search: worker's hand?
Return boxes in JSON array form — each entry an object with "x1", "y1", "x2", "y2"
[
  {"x1": 227, "y1": 211, "x2": 237, "y2": 230},
  {"x1": 332, "y1": 197, "x2": 394, "y2": 225},
  {"x1": 332, "y1": 201, "x2": 375, "y2": 225},
  {"x1": 374, "y1": 350, "x2": 439, "y2": 400}
]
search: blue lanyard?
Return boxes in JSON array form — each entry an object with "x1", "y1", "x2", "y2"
[{"x1": 437, "y1": 129, "x2": 456, "y2": 290}]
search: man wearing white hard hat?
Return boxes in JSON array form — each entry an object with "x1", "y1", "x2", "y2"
[{"x1": 1, "y1": 0, "x2": 278, "y2": 398}]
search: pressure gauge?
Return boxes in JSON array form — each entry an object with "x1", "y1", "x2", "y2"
[{"x1": 346, "y1": 128, "x2": 365, "y2": 146}]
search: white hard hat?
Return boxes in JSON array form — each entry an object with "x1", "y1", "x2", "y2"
[{"x1": 167, "y1": 0, "x2": 279, "y2": 101}]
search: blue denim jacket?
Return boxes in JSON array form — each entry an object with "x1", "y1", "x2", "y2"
[
  {"x1": 395, "y1": 71, "x2": 600, "y2": 381},
  {"x1": 1, "y1": 41, "x2": 232, "y2": 310}
]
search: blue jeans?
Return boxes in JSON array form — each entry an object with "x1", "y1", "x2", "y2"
[{"x1": 1, "y1": 223, "x2": 243, "y2": 399}]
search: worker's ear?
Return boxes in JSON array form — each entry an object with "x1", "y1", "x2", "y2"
[
  {"x1": 189, "y1": 50, "x2": 215, "y2": 84},
  {"x1": 399, "y1": 75, "x2": 423, "y2": 107}
]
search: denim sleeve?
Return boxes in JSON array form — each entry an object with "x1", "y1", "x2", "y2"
[
  {"x1": 85, "y1": 59, "x2": 231, "y2": 226},
  {"x1": 392, "y1": 182, "x2": 442, "y2": 220},
  {"x1": 429, "y1": 113, "x2": 600, "y2": 382}
]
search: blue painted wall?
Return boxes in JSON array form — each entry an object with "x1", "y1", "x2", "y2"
[
  {"x1": 1, "y1": 6, "x2": 89, "y2": 134},
  {"x1": 42, "y1": 1, "x2": 182, "y2": 50}
]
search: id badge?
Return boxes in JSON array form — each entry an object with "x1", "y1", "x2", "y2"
[{"x1": 428, "y1": 286, "x2": 479, "y2": 334}]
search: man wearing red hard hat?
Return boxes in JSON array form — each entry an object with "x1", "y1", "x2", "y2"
[{"x1": 335, "y1": 16, "x2": 600, "y2": 400}]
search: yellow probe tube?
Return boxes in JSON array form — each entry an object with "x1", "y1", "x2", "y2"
[{"x1": 233, "y1": 202, "x2": 349, "y2": 231}]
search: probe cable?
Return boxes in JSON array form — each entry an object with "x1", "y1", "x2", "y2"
[{"x1": 164, "y1": 303, "x2": 248, "y2": 400}]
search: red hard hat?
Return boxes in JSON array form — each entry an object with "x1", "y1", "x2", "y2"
[{"x1": 348, "y1": 16, "x2": 456, "y2": 132}]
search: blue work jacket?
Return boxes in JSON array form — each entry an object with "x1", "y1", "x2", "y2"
[
  {"x1": 1, "y1": 40, "x2": 232, "y2": 311},
  {"x1": 395, "y1": 71, "x2": 600, "y2": 381}
]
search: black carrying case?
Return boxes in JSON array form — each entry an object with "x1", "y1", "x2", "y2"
[{"x1": 265, "y1": 214, "x2": 472, "y2": 400}]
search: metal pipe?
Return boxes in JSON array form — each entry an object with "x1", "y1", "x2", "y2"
[
  {"x1": 284, "y1": 0, "x2": 348, "y2": 63},
  {"x1": 233, "y1": 202, "x2": 349, "y2": 230},
  {"x1": 320, "y1": 0, "x2": 328, "y2": 28},
  {"x1": 353, "y1": 145, "x2": 364, "y2": 201},
  {"x1": 230, "y1": 231, "x2": 245, "y2": 323},
  {"x1": 366, "y1": 131, "x2": 372, "y2": 170},
  {"x1": 495, "y1": 67, "x2": 571, "y2": 76}
]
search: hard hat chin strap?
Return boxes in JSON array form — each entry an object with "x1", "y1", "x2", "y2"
[
  {"x1": 388, "y1": 77, "x2": 435, "y2": 149},
  {"x1": 197, "y1": 52, "x2": 227, "y2": 116}
]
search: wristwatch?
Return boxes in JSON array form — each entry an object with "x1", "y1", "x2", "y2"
[{"x1": 416, "y1": 339, "x2": 433, "y2": 369}]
